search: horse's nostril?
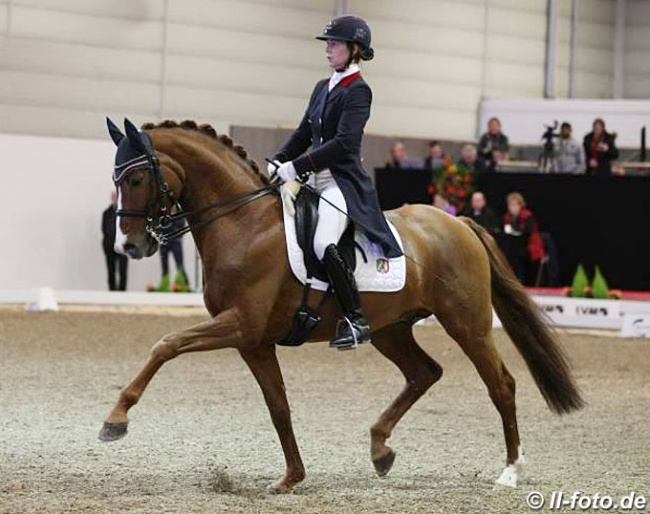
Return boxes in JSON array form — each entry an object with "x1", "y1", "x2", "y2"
[{"x1": 123, "y1": 243, "x2": 138, "y2": 258}]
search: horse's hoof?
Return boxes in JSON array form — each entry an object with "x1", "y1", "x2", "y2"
[
  {"x1": 265, "y1": 481, "x2": 294, "y2": 495},
  {"x1": 373, "y1": 449, "x2": 396, "y2": 477},
  {"x1": 98, "y1": 421, "x2": 128, "y2": 442}
]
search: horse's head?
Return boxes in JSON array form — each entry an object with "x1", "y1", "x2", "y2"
[{"x1": 107, "y1": 118, "x2": 180, "y2": 259}]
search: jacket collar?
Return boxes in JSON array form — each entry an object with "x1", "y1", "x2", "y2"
[{"x1": 328, "y1": 64, "x2": 360, "y2": 92}]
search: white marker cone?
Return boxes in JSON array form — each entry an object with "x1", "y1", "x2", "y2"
[{"x1": 25, "y1": 287, "x2": 59, "y2": 312}]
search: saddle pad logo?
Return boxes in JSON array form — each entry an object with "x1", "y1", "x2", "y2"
[{"x1": 376, "y1": 258, "x2": 390, "y2": 274}]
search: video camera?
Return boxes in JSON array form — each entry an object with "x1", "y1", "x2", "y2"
[{"x1": 541, "y1": 121, "x2": 560, "y2": 153}]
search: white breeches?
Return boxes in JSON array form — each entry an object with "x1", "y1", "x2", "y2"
[{"x1": 308, "y1": 170, "x2": 349, "y2": 260}]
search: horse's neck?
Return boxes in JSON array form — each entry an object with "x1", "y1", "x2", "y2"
[{"x1": 159, "y1": 136, "x2": 279, "y2": 268}]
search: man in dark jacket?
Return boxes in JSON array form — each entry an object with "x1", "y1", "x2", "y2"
[
  {"x1": 102, "y1": 191, "x2": 128, "y2": 291},
  {"x1": 583, "y1": 118, "x2": 619, "y2": 176},
  {"x1": 465, "y1": 191, "x2": 500, "y2": 237}
]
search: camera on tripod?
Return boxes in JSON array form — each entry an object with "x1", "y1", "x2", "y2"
[{"x1": 539, "y1": 120, "x2": 561, "y2": 172}]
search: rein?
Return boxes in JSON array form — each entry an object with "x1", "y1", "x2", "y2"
[{"x1": 114, "y1": 139, "x2": 280, "y2": 245}]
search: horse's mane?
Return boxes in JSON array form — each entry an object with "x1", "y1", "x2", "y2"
[{"x1": 141, "y1": 120, "x2": 270, "y2": 185}]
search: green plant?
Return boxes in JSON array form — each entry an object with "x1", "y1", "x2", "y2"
[
  {"x1": 570, "y1": 264, "x2": 589, "y2": 298},
  {"x1": 591, "y1": 266, "x2": 610, "y2": 299}
]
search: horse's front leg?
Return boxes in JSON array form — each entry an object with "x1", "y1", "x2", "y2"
[
  {"x1": 99, "y1": 309, "x2": 244, "y2": 441},
  {"x1": 239, "y1": 345, "x2": 305, "y2": 494}
]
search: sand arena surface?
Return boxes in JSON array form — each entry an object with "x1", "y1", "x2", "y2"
[{"x1": 0, "y1": 307, "x2": 648, "y2": 514}]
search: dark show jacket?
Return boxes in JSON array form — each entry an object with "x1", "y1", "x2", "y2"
[
  {"x1": 275, "y1": 72, "x2": 403, "y2": 259},
  {"x1": 583, "y1": 132, "x2": 619, "y2": 176}
]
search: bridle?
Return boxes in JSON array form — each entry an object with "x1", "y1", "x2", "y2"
[{"x1": 113, "y1": 133, "x2": 280, "y2": 245}]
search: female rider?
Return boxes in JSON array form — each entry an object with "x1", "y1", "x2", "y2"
[{"x1": 269, "y1": 15, "x2": 403, "y2": 350}]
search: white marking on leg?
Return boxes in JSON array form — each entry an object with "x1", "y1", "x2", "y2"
[
  {"x1": 495, "y1": 445, "x2": 525, "y2": 488},
  {"x1": 114, "y1": 193, "x2": 128, "y2": 254}
]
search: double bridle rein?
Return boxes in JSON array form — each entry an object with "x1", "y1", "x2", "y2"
[{"x1": 113, "y1": 136, "x2": 280, "y2": 245}]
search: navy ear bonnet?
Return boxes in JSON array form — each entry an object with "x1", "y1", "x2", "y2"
[{"x1": 107, "y1": 117, "x2": 156, "y2": 184}]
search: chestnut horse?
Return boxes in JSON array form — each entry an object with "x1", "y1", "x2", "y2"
[{"x1": 100, "y1": 119, "x2": 583, "y2": 493}]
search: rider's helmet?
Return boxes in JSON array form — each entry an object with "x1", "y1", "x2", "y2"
[{"x1": 316, "y1": 15, "x2": 374, "y2": 61}]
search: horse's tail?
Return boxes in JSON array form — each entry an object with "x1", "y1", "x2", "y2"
[{"x1": 460, "y1": 217, "x2": 584, "y2": 414}]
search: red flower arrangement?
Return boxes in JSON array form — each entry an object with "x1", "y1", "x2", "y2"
[{"x1": 427, "y1": 157, "x2": 475, "y2": 213}]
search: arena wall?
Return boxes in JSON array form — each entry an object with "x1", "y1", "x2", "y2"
[
  {"x1": 624, "y1": 0, "x2": 650, "y2": 99},
  {"x1": 1, "y1": 132, "x2": 199, "y2": 291},
  {"x1": 0, "y1": 0, "x2": 626, "y2": 144}
]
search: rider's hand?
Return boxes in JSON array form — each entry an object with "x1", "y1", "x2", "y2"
[
  {"x1": 267, "y1": 159, "x2": 282, "y2": 176},
  {"x1": 276, "y1": 161, "x2": 297, "y2": 182}
]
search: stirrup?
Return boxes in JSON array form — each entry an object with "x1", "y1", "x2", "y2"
[{"x1": 329, "y1": 315, "x2": 371, "y2": 351}]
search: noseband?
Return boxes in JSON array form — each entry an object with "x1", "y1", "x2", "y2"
[{"x1": 112, "y1": 133, "x2": 280, "y2": 245}]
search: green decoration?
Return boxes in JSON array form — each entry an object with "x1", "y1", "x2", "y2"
[
  {"x1": 570, "y1": 264, "x2": 589, "y2": 298},
  {"x1": 156, "y1": 273, "x2": 171, "y2": 292},
  {"x1": 591, "y1": 266, "x2": 610, "y2": 299}
]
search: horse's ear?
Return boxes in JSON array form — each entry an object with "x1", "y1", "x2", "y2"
[
  {"x1": 124, "y1": 117, "x2": 148, "y2": 154},
  {"x1": 106, "y1": 117, "x2": 124, "y2": 146}
]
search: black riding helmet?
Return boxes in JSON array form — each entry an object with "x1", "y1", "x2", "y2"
[{"x1": 316, "y1": 15, "x2": 374, "y2": 61}]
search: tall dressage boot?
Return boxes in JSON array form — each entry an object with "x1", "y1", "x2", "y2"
[{"x1": 322, "y1": 244, "x2": 371, "y2": 350}]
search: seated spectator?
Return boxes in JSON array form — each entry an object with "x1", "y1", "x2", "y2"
[
  {"x1": 457, "y1": 144, "x2": 488, "y2": 177},
  {"x1": 386, "y1": 141, "x2": 407, "y2": 169},
  {"x1": 433, "y1": 193, "x2": 457, "y2": 216},
  {"x1": 424, "y1": 140, "x2": 446, "y2": 170},
  {"x1": 386, "y1": 141, "x2": 423, "y2": 169},
  {"x1": 553, "y1": 122, "x2": 585, "y2": 173},
  {"x1": 478, "y1": 117, "x2": 510, "y2": 172},
  {"x1": 583, "y1": 118, "x2": 619, "y2": 176},
  {"x1": 501, "y1": 192, "x2": 544, "y2": 284},
  {"x1": 465, "y1": 191, "x2": 500, "y2": 237}
]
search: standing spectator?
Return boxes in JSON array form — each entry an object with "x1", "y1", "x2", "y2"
[
  {"x1": 457, "y1": 144, "x2": 488, "y2": 177},
  {"x1": 583, "y1": 118, "x2": 619, "y2": 176},
  {"x1": 553, "y1": 122, "x2": 585, "y2": 173},
  {"x1": 478, "y1": 117, "x2": 510, "y2": 171},
  {"x1": 433, "y1": 193, "x2": 457, "y2": 216},
  {"x1": 154, "y1": 209, "x2": 191, "y2": 292},
  {"x1": 101, "y1": 191, "x2": 128, "y2": 291},
  {"x1": 502, "y1": 192, "x2": 544, "y2": 284},
  {"x1": 386, "y1": 141, "x2": 407, "y2": 169},
  {"x1": 465, "y1": 191, "x2": 500, "y2": 237},
  {"x1": 424, "y1": 140, "x2": 446, "y2": 170}
]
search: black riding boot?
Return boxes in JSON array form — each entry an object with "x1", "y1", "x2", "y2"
[{"x1": 322, "y1": 244, "x2": 371, "y2": 350}]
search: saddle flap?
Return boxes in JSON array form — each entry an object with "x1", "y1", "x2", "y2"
[{"x1": 294, "y1": 187, "x2": 356, "y2": 282}]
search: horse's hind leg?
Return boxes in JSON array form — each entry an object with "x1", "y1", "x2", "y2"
[
  {"x1": 438, "y1": 310, "x2": 523, "y2": 487},
  {"x1": 369, "y1": 321, "x2": 443, "y2": 477}
]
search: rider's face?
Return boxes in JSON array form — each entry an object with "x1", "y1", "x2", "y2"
[{"x1": 326, "y1": 40, "x2": 350, "y2": 70}]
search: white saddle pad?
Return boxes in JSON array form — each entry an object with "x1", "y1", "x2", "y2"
[{"x1": 282, "y1": 189, "x2": 406, "y2": 292}]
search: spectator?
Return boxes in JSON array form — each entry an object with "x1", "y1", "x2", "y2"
[
  {"x1": 465, "y1": 191, "x2": 500, "y2": 237},
  {"x1": 457, "y1": 144, "x2": 488, "y2": 177},
  {"x1": 433, "y1": 193, "x2": 457, "y2": 216},
  {"x1": 386, "y1": 141, "x2": 407, "y2": 169},
  {"x1": 424, "y1": 140, "x2": 446, "y2": 170},
  {"x1": 154, "y1": 210, "x2": 191, "y2": 292},
  {"x1": 583, "y1": 118, "x2": 619, "y2": 176},
  {"x1": 478, "y1": 117, "x2": 510, "y2": 171},
  {"x1": 101, "y1": 191, "x2": 128, "y2": 291},
  {"x1": 553, "y1": 122, "x2": 585, "y2": 173},
  {"x1": 501, "y1": 192, "x2": 544, "y2": 284}
]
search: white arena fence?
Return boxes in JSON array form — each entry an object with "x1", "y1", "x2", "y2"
[{"x1": 2, "y1": 288, "x2": 650, "y2": 339}]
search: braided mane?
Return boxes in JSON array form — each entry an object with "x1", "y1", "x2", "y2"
[{"x1": 141, "y1": 120, "x2": 270, "y2": 185}]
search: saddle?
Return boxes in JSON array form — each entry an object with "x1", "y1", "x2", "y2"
[
  {"x1": 278, "y1": 186, "x2": 362, "y2": 347},
  {"x1": 294, "y1": 186, "x2": 357, "y2": 282}
]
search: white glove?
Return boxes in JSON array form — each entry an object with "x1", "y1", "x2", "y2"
[
  {"x1": 267, "y1": 159, "x2": 282, "y2": 176},
  {"x1": 276, "y1": 161, "x2": 297, "y2": 182}
]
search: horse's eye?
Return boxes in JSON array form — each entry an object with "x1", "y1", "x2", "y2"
[{"x1": 128, "y1": 175, "x2": 143, "y2": 187}]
